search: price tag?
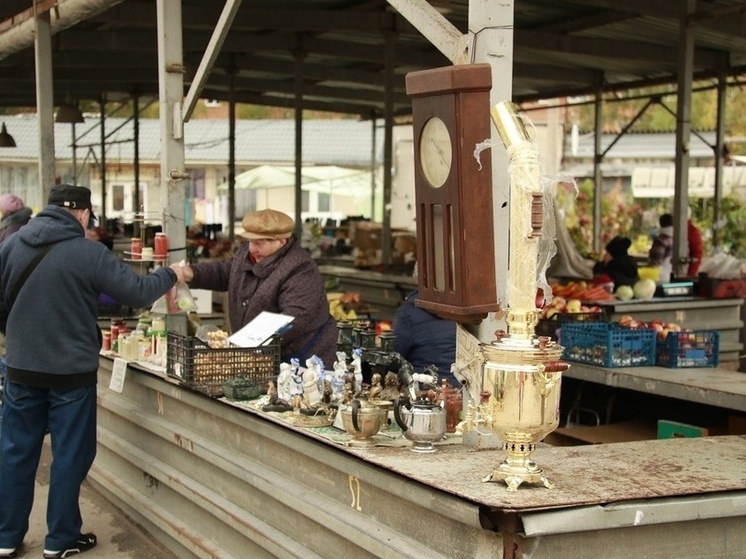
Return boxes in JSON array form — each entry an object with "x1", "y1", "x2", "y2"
[{"x1": 109, "y1": 357, "x2": 128, "y2": 393}]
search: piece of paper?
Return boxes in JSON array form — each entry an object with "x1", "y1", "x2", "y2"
[
  {"x1": 455, "y1": 324, "x2": 483, "y2": 403},
  {"x1": 109, "y1": 357, "x2": 128, "y2": 393},
  {"x1": 228, "y1": 311, "x2": 295, "y2": 348}
]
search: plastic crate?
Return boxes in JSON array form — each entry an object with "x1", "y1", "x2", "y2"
[
  {"x1": 656, "y1": 330, "x2": 719, "y2": 368},
  {"x1": 166, "y1": 333, "x2": 280, "y2": 397},
  {"x1": 561, "y1": 322, "x2": 656, "y2": 368},
  {"x1": 535, "y1": 311, "x2": 605, "y2": 341}
]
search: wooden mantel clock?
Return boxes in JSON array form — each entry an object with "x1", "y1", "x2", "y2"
[{"x1": 405, "y1": 63, "x2": 500, "y2": 324}]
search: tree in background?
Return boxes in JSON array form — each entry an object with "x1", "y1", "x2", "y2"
[{"x1": 557, "y1": 178, "x2": 652, "y2": 259}]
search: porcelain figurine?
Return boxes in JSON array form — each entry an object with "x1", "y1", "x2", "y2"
[
  {"x1": 277, "y1": 362, "x2": 295, "y2": 403},
  {"x1": 351, "y1": 347, "x2": 364, "y2": 394},
  {"x1": 290, "y1": 357, "x2": 303, "y2": 397},
  {"x1": 303, "y1": 356, "x2": 323, "y2": 408},
  {"x1": 331, "y1": 351, "x2": 348, "y2": 402}
]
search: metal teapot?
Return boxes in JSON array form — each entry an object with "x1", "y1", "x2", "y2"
[
  {"x1": 393, "y1": 396, "x2": 446, "y2": 453},
  {"x1": 340, "y1": 398, "x2": 387, "y2": 445}
]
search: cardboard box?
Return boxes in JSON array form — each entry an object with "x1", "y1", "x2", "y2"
[
  {"x1": 190, "y1": 289, "x2": 215, "y2": 314},
  {"x1": 544, "y1": 420, "x2": 657, "y2": 446},
  {"x1": 728, "y1": 414, "x2": 746, "y2": 435},
  {"x1": 350, "y1": 221, "x2": 382, "y2": 251}
]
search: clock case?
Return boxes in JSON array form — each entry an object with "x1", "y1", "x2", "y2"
[{"x1": 406, "y1": 64, "x2": 500, "y2": 324}]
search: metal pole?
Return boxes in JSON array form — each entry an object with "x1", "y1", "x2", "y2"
[
  {"x1": 672, "y1": 0, "x2": 696, "y2": 279},
  {"x1": 593, "y1": 88, "x2": 603, "y2": 256}
]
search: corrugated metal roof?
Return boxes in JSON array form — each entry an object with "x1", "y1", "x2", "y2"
[
  {"x1": 566, "y1": 131, "x2": 718, "y2": 160},
  {"x1": 0, "y1": 1, "x2": 744, "y2": 113},
  {"x1": 0, "y1": 114, "x2": 383, "y2": 168}
]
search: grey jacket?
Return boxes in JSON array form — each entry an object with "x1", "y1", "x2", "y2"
[
  {"x1": 189, "y1": 237, "x2": 337, "y2": 367},
  {"x1": 0, "y1": 205, "x2": 177, "y2": 387}
]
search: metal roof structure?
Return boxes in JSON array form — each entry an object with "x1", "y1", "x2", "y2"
[
  {"x1": 0, "y1": 1, "x2": 745, "y2": 116},
  {"x1": 0, "y1": 113, "x2": 383, "y2": 166}
]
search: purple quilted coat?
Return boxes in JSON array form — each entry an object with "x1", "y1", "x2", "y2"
[{"x1": 188, "y1": 237, "x2": 337, "y2": 368}]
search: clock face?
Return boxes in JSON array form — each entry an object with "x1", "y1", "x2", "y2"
[{"x1": 419, "y1": 117, "x2": 452, "y2": 188}]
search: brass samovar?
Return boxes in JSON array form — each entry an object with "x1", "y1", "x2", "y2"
[{"x1": 478, "y1": 101, "x2": 569, "y2": 491}]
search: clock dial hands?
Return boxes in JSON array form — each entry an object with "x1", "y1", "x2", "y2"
[
  {"x1": 430, "y1": 137, "x2": 449, "y2": 165},
  {"x1": 420, "y1": 117, "x2": 452, "y2": 188}
]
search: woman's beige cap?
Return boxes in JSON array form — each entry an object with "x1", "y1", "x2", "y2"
[{"x1": 241, "y1": 209, "x2": 294, "y2": 240}]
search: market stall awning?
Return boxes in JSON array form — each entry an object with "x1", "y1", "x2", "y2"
[
  {"x1": 631, "y1": 166, "x2": 746, "y2": 198},
  {"x1": 217, "y1": 164, "x2": 377, "y2": 197}
]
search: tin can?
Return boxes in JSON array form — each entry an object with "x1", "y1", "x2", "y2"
[
  {"x1": 154, "y1": 232, "x2": 168, "y2": 260},
  {"x1": 130, "y1": 237, "x2": 143, "y2": 259}
]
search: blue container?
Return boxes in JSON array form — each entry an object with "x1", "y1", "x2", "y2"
[
  {"x1": 656, "y1": 330, "x2": 719, "y2": 368},
  {"x1": 561, "y1": 322, "x2": 656, "y2": 368}
]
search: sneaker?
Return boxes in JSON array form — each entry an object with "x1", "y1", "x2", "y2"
[
  {"x1": 0, "y1": 546, "x2": 18, "y2": 559},
  {"x1": 43, "y1": 533, "x2": 97, "y2": 558}
]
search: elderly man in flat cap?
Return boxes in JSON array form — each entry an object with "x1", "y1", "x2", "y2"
[
  {"x1": 180, "y1": 208, "x2": 337, "y2": 368},
  {"x1": 0, "y1": 184, "x2": 185, "y2": 559}
]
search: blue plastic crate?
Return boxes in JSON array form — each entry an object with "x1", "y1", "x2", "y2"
[
  {"x1": 561, "y1": 322, "x2": 656, "y2": 368},
  {"x1": 656, "y1": 330, "x2": 719, "y2": 368},
  {"x1": 535, "y1": 310, "x2": 605, "y2": 341}
]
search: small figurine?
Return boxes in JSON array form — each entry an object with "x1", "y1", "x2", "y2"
[
  {"x1": 290, "y1": 357, "x2": 303, "y2": 398},
  {"x1": 380, "y1": 371, "x2": 401, "y2": 402},
  {"x1": 342, "y1": 374, "x2": 356, "y2": 404},
  {"x1": 331, "y1": 351, "x2": 348, "y2": 402},
  {"x1": 302, "y1": 356, "x2": 323, "y2": 408},
  {"x1": 261, "y1": 380, "x2": 293, "y2": 413},
  {"x1": 369, "y1": 372, "x2": 383, "y2": 400},
  {"x1": 385, "y1": 352, "x2": 417, "y2": 400},
  {"x1": 277, "y1": 362, "x2": 295, "y2": 403},
  {"x1": 351, "y1": 347, "x2": 364, "y2": 394}
]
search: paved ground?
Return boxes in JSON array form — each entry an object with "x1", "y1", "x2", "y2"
[{"x1": 18, "y1": 439, "x2": 179, "y2": 559}]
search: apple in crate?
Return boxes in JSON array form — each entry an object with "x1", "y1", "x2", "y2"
[
  {"x1": 550, "y1": 296, "x2": 567, "y2": 311},
  {"x1": 618, "y1": 315, "x2": 639, "y2": 329},
  {"x1": 565, "y1": 299, "x2": 582, "y2": 313}
]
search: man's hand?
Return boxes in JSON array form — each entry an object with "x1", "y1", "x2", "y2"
[{"x1": 169, "y1": 261, "x2": 194, "y2": 283}]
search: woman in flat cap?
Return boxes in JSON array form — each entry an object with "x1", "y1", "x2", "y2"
[{"x1": 180, "y1": 209, "x2": 337, "y2": 368}]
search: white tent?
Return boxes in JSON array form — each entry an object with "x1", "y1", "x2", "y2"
[
  {"x1": 217, "y1": 164, "x2": 377, "y2": 197},
  {"x1": 216, "y1": 164, "x2": 381, "y2": 226},
  {"x1": 631, "y1": 165, "x2": 746, "y2": 198}
]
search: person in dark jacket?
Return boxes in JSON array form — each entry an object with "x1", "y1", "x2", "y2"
[
  {"x1": 0, "y1": 185, "x2": 184, "y2": 559},
  {"x1": 0, "y1": 194, "x2": 32, "y2": 244},
  {"x1": 179, "y1": 209, "x2": 337, "y2": 368},
  {"x1": 592, "y1": 236, "x2": 639, "y2": 288},
  {"x1": 393, "y1": 287, "x2": 457, "y2": 387}
]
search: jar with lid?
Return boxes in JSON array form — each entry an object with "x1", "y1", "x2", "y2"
[
  {"x1": 154, "y1": 232, "x2": 168, "y2": 260},
  {"x1": 102, "y1": 331, "x2": 112, "y2": 352},
  {"x1": 130, "y1": 238, "x2": 143, "y2": 260},
  {"x1": 151, "y1": 314, "x2": 166, "y2": 335},
  {"x1": 136, "y1": 316, "x2": 152, "y2": 334}
]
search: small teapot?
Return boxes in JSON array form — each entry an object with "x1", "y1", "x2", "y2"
[
  {"x1": 340, "y1": 398, "x2": 387, "y2": 445},
  {"x1": 394, "y1": 396, "x2": 446, "y2": 453}
]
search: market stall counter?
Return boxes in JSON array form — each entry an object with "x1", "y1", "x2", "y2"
[{"x1": 92, "y1": 356, "x2": 746, "y2": 559}]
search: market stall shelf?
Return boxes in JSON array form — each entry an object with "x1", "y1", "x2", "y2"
[{"x1": 93, "y1": 356, "x2": 746, "y2": 559}]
